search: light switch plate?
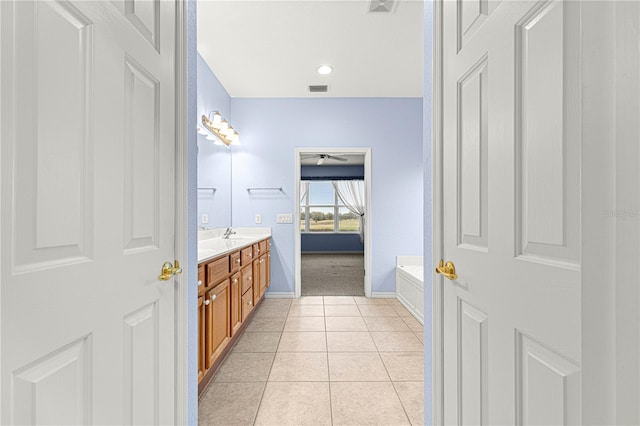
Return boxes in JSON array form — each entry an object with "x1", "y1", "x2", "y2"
[
  {"x1": 201, "y1": 214, "x2": 209, "y2": 224},
  {"x1": 255, "y1": 213, "x2": 262, "y2": 224},
  {"x1": 276, "y1": 213, "x2": 293, "y2": 224}
]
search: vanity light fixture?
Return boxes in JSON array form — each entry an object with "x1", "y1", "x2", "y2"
[
  {"x1": 200, "y1": 111, "x2": 239, "y2": 146},
  {"x1": 317, "y1": 64, "x2": 333, "y2": 75}
]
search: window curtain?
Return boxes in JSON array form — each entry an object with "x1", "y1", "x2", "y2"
[{"x1": 332, "y1": 180, "x2": 365, "y2": 243}]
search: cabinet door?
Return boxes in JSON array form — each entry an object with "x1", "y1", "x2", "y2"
[
  {"x1": 266, "y1": 252, "x2": 271, "y2": 288},
  {"x1": 230, "y1": 272, "x2": 242, "y2": 336},
  {"x1": 198, "y1": 296, "x2": 205, "y2": 382},
  {"x1": 198, "y1": 265, "x2": 205, "y2": 296},
  {"x1": 241, "y1": 289, "x2": 254, "y2": 322},
  {"x1": 230, "y1": 251, "x2": 241, "y2": 273},
  {"x1": 259, "y1": 254, "x2": 268, "y2": 298},
  {"x1": 241, "y1": 265, "x2": 253, "y2": 294},
  {"x1": 205, "y1": 280, "x2": 230, "y2": 369},
  {"x1": 252, "y1": 257, "x2": 261, "y2": 305},
  {"x1": 207, "y1": 256, "x2": 230, "y2": 287}
]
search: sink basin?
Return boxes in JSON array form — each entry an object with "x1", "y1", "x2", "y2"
[
  {"x1": 198, "y1": 239, "x2": 240, "y2": 251},
  {"x1": 224, "y1": 236, "x2": 254, "y2": 241}
]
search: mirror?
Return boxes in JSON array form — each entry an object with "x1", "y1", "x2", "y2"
[
  {"x1": 197, "y1": 136, "x2": 231, "y2": 229},
  {"x1": 197, "y1": 51, "x2": 232, "y2": 229}
]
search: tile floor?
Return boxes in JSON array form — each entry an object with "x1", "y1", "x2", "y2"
[{"x1": 198, "y1": 296, "x2": 425, "y2": 426}]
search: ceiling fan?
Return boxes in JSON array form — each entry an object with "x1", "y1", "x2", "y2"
[{"x1": 301, "y1": 154, "x2": 348, "y2": 165}]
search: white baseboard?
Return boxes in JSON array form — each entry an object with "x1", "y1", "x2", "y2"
[
  {"x1": 370, "y1": 292, "x2": 396, "y2": 299},
  {"x1": 264, "y1": 292, "x2": 295, "y2": 299}
]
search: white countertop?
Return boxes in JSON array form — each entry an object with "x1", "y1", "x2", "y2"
[{"x1": 198, "y1": 228, "x2": 272, "y2": 264}]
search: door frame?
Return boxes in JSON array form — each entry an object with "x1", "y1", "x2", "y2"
[
  {"x1": 431, "y1": 0, "x2": 444, "y2": 424},
  {"x1": 174, "y1": 0, "x2": 190, "y2": 424},
  {"x1": 294, "y1": 147, "x2": 372, "y2": 298}
]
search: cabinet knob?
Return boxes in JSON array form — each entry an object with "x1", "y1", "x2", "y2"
[
  {"x1": 204, "y1": 299, "x2": 210, "y2": 306},
  {"x1": 197, "y1": 280, "x2": 202, "y2": 286},
  {"x1": 249, "y1": 277, "x2": 252, "y2": 281},
  {"x1": 233, "y1": 279, "x2": 238, "y2": 284},
  {"x1": 210, "y1": 293, "x2": 217, "y2": 301},
  {"x1": 249, "y1": 301, "x2": 253, "y2": 306},
  {"x1": 236, "y1": 258, "x2": 241, "y2": 264}
]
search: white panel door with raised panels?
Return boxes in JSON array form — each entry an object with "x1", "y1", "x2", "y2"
[
  {"x1": 0, "y1": 1, "x2": 177, "y2": 424},
  {"x1": 441, "y1": 0, "x2": 581, "y2": 424}
]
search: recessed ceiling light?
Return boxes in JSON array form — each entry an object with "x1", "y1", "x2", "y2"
[{"x1": 317, "y1": 65, "x2": 333, "y2": 75}]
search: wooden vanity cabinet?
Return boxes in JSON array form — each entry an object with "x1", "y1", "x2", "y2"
[
  {"x1": 205, "y1": 280, "x2": 230, "y2": 369},
  {"x1": 198, "y1": 237, "x2": 271, "y2": 395}
]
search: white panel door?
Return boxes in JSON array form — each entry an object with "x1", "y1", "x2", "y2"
[
  {"x1": 440, "y1": 0, "x2": 581, "y2": 424},
  {"x1": 0, "y1": 1, "x2": 177, "y2": 424}
]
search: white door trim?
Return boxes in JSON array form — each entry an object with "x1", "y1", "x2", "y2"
[
  {"x1": 294, "y1": 147, "x2": 372, "y2": 298},
  {"x1": 431, "y1": 0, "x2": 444, "y2": 424},
  {"x1": 173, "y1": 0, "x2": 189, "y2": 424}
]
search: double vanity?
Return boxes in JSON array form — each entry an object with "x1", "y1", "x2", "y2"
[{"x1": 197, "y1": 228, "x2": 272, "y2": 394}]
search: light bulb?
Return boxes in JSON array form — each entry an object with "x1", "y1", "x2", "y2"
[
  {"x1": 212, "y1": 111, "x2": 222, "y2": 129},
  {"x1": 219, "y1": 119, "x2": 229, "y2": 134},
  {"x1": 229, "y1": 131, "x2": 240, "y2": 145}
]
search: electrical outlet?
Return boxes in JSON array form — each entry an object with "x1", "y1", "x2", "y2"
[
  {"x1": 255, "y1": 213, "x2": 262, "y2": 224},
  {"x1": 201, "y1": 214, "x2": 208, "y2": 224},
  {"x1": 276, "y1": 213, "x2": 293, "y2": 224}
]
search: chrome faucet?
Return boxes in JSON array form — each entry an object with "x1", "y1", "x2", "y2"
[{"x1": 222, "y1": 227, "x2": 236, "y2": 239}]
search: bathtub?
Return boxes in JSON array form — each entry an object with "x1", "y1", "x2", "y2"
[{"x1": 396, "y1": 256, "x2": 424, "y2": 324}]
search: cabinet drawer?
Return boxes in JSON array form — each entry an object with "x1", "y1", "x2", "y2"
[
  {"x1": 253, "y1": 243, "x2": 263, "y2": 257},
  {"x1": 267, "y1": 239, "x2": 271, "y2": 251},
  {"x1": 241, "y1": 265, "x2": 253, "y2": 294},
  {"x1": 241, "y1": 290, "x2": 254, "y2": 321},
  {"x1": 198, "y1": 265, "x2": 205, "y2": 295},
  {"x1": 259, "y1": 240, "x2": 268, "y2": 254},
  {"x1": 207, "y1": 256, "x2": 229, "y2": 286},
  {"x1": 230, "y1": 251, "x2": 241, "y2": 273},
  {"x1": 241, "y1": 247, "x2": 254, "y2": 266}
]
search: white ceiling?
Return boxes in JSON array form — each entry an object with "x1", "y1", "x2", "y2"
[
  {"x1": 300, "y1": 153, "x2": 365, "y2": 166},
  {"x1": 197, "y1": 1, "x2": 424, "y2": 98}
]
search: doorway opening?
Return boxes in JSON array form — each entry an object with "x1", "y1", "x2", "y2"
[{"x1": 294, "y1": 148, "x2": 372, "y2": 297}]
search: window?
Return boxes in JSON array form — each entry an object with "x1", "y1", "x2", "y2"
[{"x1": 300, "y1": 181, "x2": 360, "y2": 233}]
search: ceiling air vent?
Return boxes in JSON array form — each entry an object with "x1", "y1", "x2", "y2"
[
  {"x1": 309, "y1": 85, "x2": 328, "y2": 93},
  {"x1": 368, "y1": 0, "x2": 397, "y2": 13}
]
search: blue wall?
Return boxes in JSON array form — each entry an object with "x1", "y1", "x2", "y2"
[
  {"x1": 301, "y1": 233, "x2": 364, "y2": 252},
  {"x1": 197, "y1": 53, "x2": 232, "y2": 228},
  {"x1": 301, "y1": 165, "x2": 364, "y2": 180},
  {"x1": 230, "y1": 98, "x2": 423, "y2": 295}
]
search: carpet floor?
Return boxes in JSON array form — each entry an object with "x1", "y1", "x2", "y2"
[{"x1": 301, "y1": 253, "x2": 365, "y2": 296}]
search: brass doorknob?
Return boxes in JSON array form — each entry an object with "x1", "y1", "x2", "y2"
[
  {"x1": 158, "y1": 260, "x2": 183, "y2": 281},
  {"x1": 436, "y1": 259, "x2": 458, "y2": 280}
]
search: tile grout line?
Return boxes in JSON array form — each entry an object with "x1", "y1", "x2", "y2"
[
  {"x1": 323, "y1": 298, "x2": 335, "y2": 426},
  {"x1": 251, "y1": 300, "x2": 292, "y2": 425},
  {"x1": 376, "y1": 329, "x2": 414, "y2": 426}
]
